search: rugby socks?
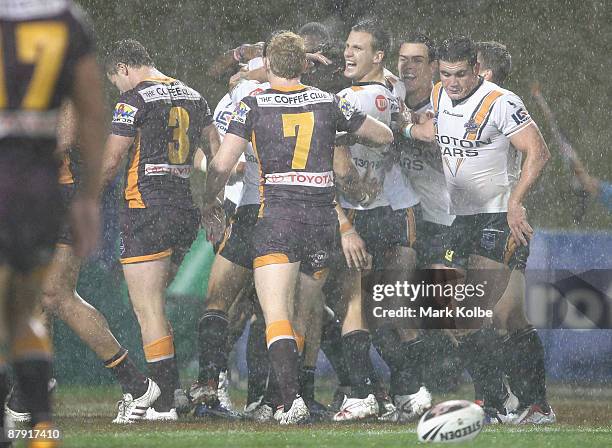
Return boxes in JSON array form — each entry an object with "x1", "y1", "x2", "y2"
[
  {"x1": 373, "y1": 327, "x2": 421, "y2": 396},
  {"x1": 197, "y1": 310, "x2": 229, "y2": 388},
  {"x1": 104, "y1": 347, "x2": 148, "y2": 397},
  {"x1": 342, "y1": 330, "x2": 375, "y2": 399},
  {"x1": 266, "y1": 320, "x2": 300, "y2": 411},
  {"x1": 299, "y1": 366, "x2": 316, "y2": 402},
  {"x1": 144, "y1": 335, "x2": 179, "y2": 411},
  {"x1": 12, "y1": 319, "x2": 53, "y2": 426},
  {"x1": 503, "y1": 326, "x2": 548, "y2": 409},
  {"x1": 246, "y1": 317, "x2": 269, "y2": 405},
  {"x1": 320, "y1": 317, "x2": 351, "y2": 388},
  {"x1": 458, "y1": 329, "x2": 506, "y2": 412}
]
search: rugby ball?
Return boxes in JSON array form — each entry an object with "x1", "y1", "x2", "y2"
[{"x1": 417, "y1": 400, "x2": 485, "y2": 443}]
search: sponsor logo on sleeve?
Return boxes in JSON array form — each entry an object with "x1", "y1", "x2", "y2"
[
  {"x1": 375, "y1": 94, "x2": 388, "y2": 112},
  {"x1": 112, "y1": 103, "x2": 138, "y2": 125},
  {"x1": 338, "y1": 96, "x2": 355, "y2": 120},
  {"x1": 230, "y1": 101, "x2": 251, "y2": 124}
]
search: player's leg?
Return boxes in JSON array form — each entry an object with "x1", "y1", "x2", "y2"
[{"x1": 122, "y1": 257, "x2": 177, "y2": 419}]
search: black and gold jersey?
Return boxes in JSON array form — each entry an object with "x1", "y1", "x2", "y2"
[
  {"x1": 226, "y1": 84, "x2": 366, "y2": 224},
  {"x1": 0, "y1": 0, "x2": 94, "y2": 155},
  {"x1": 110, "y1": 77, "x2": 212, "y2": 209}
]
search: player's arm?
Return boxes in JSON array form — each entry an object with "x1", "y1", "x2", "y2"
[
  {"x1": 508, "y1": 123, "x2": 550, "y2": 245},
  {"x1": 70, "y1": 53, "x2": 107, "y2": 257},
  {"x1": 101, "y1": 134, "x2": 134, "y2": 187},
  {"x1": 207, "y1": 43, "x2": 264, "y2": 80},
  {"x1": 202, "y1": 133, "x2": 247, "y2": 243},
  {"x1": 352, "y1": 115, "x2": 394, "y2": 149},
  {"x1": 201, "y1": 122, "x2": 221, "y2": 159},
  {"x1": 400, "y1": 116, "x2": 435, "y2": 143}
]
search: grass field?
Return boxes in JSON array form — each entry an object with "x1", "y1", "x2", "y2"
[{"x1": 11, "y1": 384, "x2": 612, "y2": 447}]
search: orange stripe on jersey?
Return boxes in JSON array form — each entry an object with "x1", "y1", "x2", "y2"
[
  {"x1": 406, "y1": 207, "x2": 417, "y2": 248},
  {"x1": 58, "y1": 152, "x2": 74, "y2": 185},
  {"x1": 265, "y1": 320, "x2": 295, "y2": 348},
  {"x1": 350, "y1": 86, "x2": 364, "y2": 91},
  {"x1": 272, "y1": 83, "x2": 306, "y2": 92},
  {"x1": 145, "y1": 76, "x2": 177, "y2": 84},
  {"x1": 251, "y1": 131, "x2": 265, "y2": 218},
  {"x1": 432, "y1": 82, "x2": 443, "y2": 115},
  {"x1": 120, "y1": 249, "x2": 172, "y2": 265},
  {"x1": 143, "y1": 335, "x2": 175, "y2": 363},
  {"x1": 125, "y1": 133, "x2": 145, "y2": 208},
  {"x1": 465, "y1": 90, "x2": 504, "y2": 140},
  {"x1": 253, "y1": 253, "x2": 290, "y2": 269}
]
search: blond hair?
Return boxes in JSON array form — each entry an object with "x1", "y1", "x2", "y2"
[{"x1": 266, "y1": 31, "x2": 306, "y2": 79}]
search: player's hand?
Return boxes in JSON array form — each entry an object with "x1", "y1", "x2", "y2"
[
  {"x1": 201, "y1": 203, "x2": 226, "y2": 245},
  {"x1": 69, "y1": 193, "x2": 101, "y2": 258},
  {"x1": 306, "y1": 52, "x2": 332, "y2": 68},
  {"x1": 235, "y1": 42, "x2": 264, "y2": 63},
  {"x1": 341, "y1": 229, "x2": 372, "y2": 270},
  {"x1": 358, "y1": 164, "x2": 382, "y2": 206},
  {"x1": 507, "y1": 201, "x2": 533, "y2": 246}
]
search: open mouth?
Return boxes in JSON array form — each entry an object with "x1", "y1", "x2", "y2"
[{"x1": 345, "y1": 61, "x2": 357, "y2": 70}]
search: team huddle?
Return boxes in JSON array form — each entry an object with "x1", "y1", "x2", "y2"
[{"x1": 0, "y1": 1, "x2": 555, "y2": 445}]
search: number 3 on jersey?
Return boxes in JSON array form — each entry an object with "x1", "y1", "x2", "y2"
[
  {"x1": 282, "y1": 112, "x2": 314, "y2": 169},
  {"x1": 168, "y1": 106, "x2": 190, "y2": 164}
]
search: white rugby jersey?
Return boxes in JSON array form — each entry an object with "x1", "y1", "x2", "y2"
[
  {"x1": 337, "y1": 82, "x2": 419, "y2": 210},
  {"x1": 213, "y1": 93, "x2": 244, "y2": 205},
  {"x1": 432, "y1": 79, "x2": 533, "y2": 215}
]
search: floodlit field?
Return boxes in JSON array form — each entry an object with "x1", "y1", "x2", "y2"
[{"x1": 14, "y1": 384, "x2": 610, "y2": 448}]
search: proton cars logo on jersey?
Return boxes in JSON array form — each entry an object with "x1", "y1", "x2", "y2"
[
  {"x1": 230, "y1": 101, "x2": 251, "y2": 124},
  {"x1": 112, "y1": 103, "x2": 138, "y2": 125},
  {"x1": 443, "y1": 156, "x2": 465, "y2": 178},
  {"x1": 338, "y1": 96, "x2": 355, "y2": 120},
  {"x1": 375, "y1": 94, "x2": 388, "y2": 112}
]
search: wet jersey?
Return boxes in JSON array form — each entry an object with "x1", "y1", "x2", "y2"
[
  {"x1": 214, "y1": 93, "x2": 244, "y2": 205},
  {"x1": 432, "y1": 79, "x2": 533, "y2": 215},
  {"x1": 229, "y1": 79, "x2": 271, "y2": 207},
  {"x1": 0, "y1": 0, "x2": 93, "y2": 155},
  {"x1": 393, "y1": 83, "x2": 455, "y2": 226},
  {"x1": 111, "y1": 77, "x2": 212, "y2": 209},
  {"x1": 337, "y1": 82, "x2": 418, "y2": 210},
  {"x1": 226, "y1": 84, "x2": 366, "y2": 224}
]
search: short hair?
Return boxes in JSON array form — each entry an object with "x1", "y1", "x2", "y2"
[
  {"x1": 437, "y1": 36, "x2": 477, "y2": 66},
  {"x1": 298, "y1": 22, "x2": 331, "y2": 45},
  {"x1": 476, "y1": 41, "x2": 512, "y2": 85},
  {"x1": 105, "y1": 39, "x2": 154, "y2": 74},
  {"x1": 264, "y1": 31, "x2": 306, "y2": 79},
  {"x1": 351, "y1": 18, "x2": 391, "y2": 59},
  {"x1": 397, "y1": 31, "x2": 436, "y2": 62}
]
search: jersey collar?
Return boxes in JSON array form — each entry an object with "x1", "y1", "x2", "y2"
[{"x1": 269, "y1": 83, "x2": 308, "y2": 92}]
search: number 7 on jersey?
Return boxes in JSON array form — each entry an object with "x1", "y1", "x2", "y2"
[{"x1": 282, "y1": 112, "x2": 314, "y2": 169}]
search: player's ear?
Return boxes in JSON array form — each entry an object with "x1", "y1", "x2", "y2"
[
  {"x1": 373, "y1": 50, "x2": 384, "y2": 65},
  {"x1": 473, "y1": 61, "x2": 480, "y2": 77}
]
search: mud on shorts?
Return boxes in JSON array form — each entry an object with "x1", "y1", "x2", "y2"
[
  {"x1": 437, "y1": 212, "x2": 529, "y2": 271},
  {"x1": 252, "y1": 217, "x2": 338, "y2": 278},
  {"x1": 0, "y1": 148, "x2": 62, "y2": 272},
  {"x1": 119, "y1": 205, "x2": 200, "y2": 266},
  {"x1": 345, "y1": 204, "x2": 422, "y2": 270},
  {"x1": 217, "y1": 204, "x2": 259, "y2": 270}
]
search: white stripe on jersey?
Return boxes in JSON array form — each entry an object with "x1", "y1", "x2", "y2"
[
  {"x1": 337, "y1": 82, "x2": 419, "y2": 210},
  {"x1": 433, "y1": 79, "x2": 533, "y2": 215}
]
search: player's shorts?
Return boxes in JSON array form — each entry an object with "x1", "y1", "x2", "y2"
[
  {"x1": 346, "y1": 204, "x2": 422, "y2": 270},
  {"x1": 437, "y1": 212, "x2": 529, "y2": 271},
  {"x1": 0, "y1": 146, "x2": 62, "y2": 272},
  {"x1": 217, "y1": 204, "x2": 259, "y2": 270},
  {"x1": 119, "y1": 205, "x2": 200, "y2": 266},
  {"x1": 253, "y1": 217, "x2": 338, "y2": 278},
  {"x1": 57, "y1": 183, "x2": 77, "y2": 246},
  {"x1": 415, "y1": 220, "x2": 452, "y2": 268}
]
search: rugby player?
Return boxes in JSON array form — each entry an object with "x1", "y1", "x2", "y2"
[
  {"x1": 102, "y1": 39, "x2": 219, "y2": 421},
  {"x1": 202, "y1": 31, "x2": 393, "y2": 424},
  {"x1": 405, "y1": 36, "x2": 554, "y2": 424},
  {"x1": 5, "y1": 103, "x2": 156, "y2": 426},
  {"x1": 332, "y1": 20, "x2": 430, "y2": 422},
  {"x1": 0, "y1": 0, "x2": 105, "y2": 445}
]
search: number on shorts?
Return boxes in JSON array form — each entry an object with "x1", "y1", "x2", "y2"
[
  {"x1": 282, "y1": 112, "x2": 314, "y2": 169},
  {"x1": 168, "y1": 106, "x2": 190, "y2": 164}
]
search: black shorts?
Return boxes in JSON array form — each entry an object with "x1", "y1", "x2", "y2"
[
  {"x1": 437, "y1": 212, "x2": 529, "y2": 271},
  {"x1": 0, "y1": 148, "x2": 62, "y2": 272},
  {"x1": 415, "y1": 220, "x2": 452, "y2": 268},
  {"x1": 253, "y1": 217, "x2": 338, "y2": 278},
  {"x1": 57, "y1": 183, "x2": 77, "y2": 246},
  {"x1": 119, "y1": 205, "x2": 200, "y2": 266},
  {"x1": 346, "y1": 204, "x2": 421, "y2": 270},
  {"x1": 217, "y1": 204, "x2": 259, "y2": 270}
]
